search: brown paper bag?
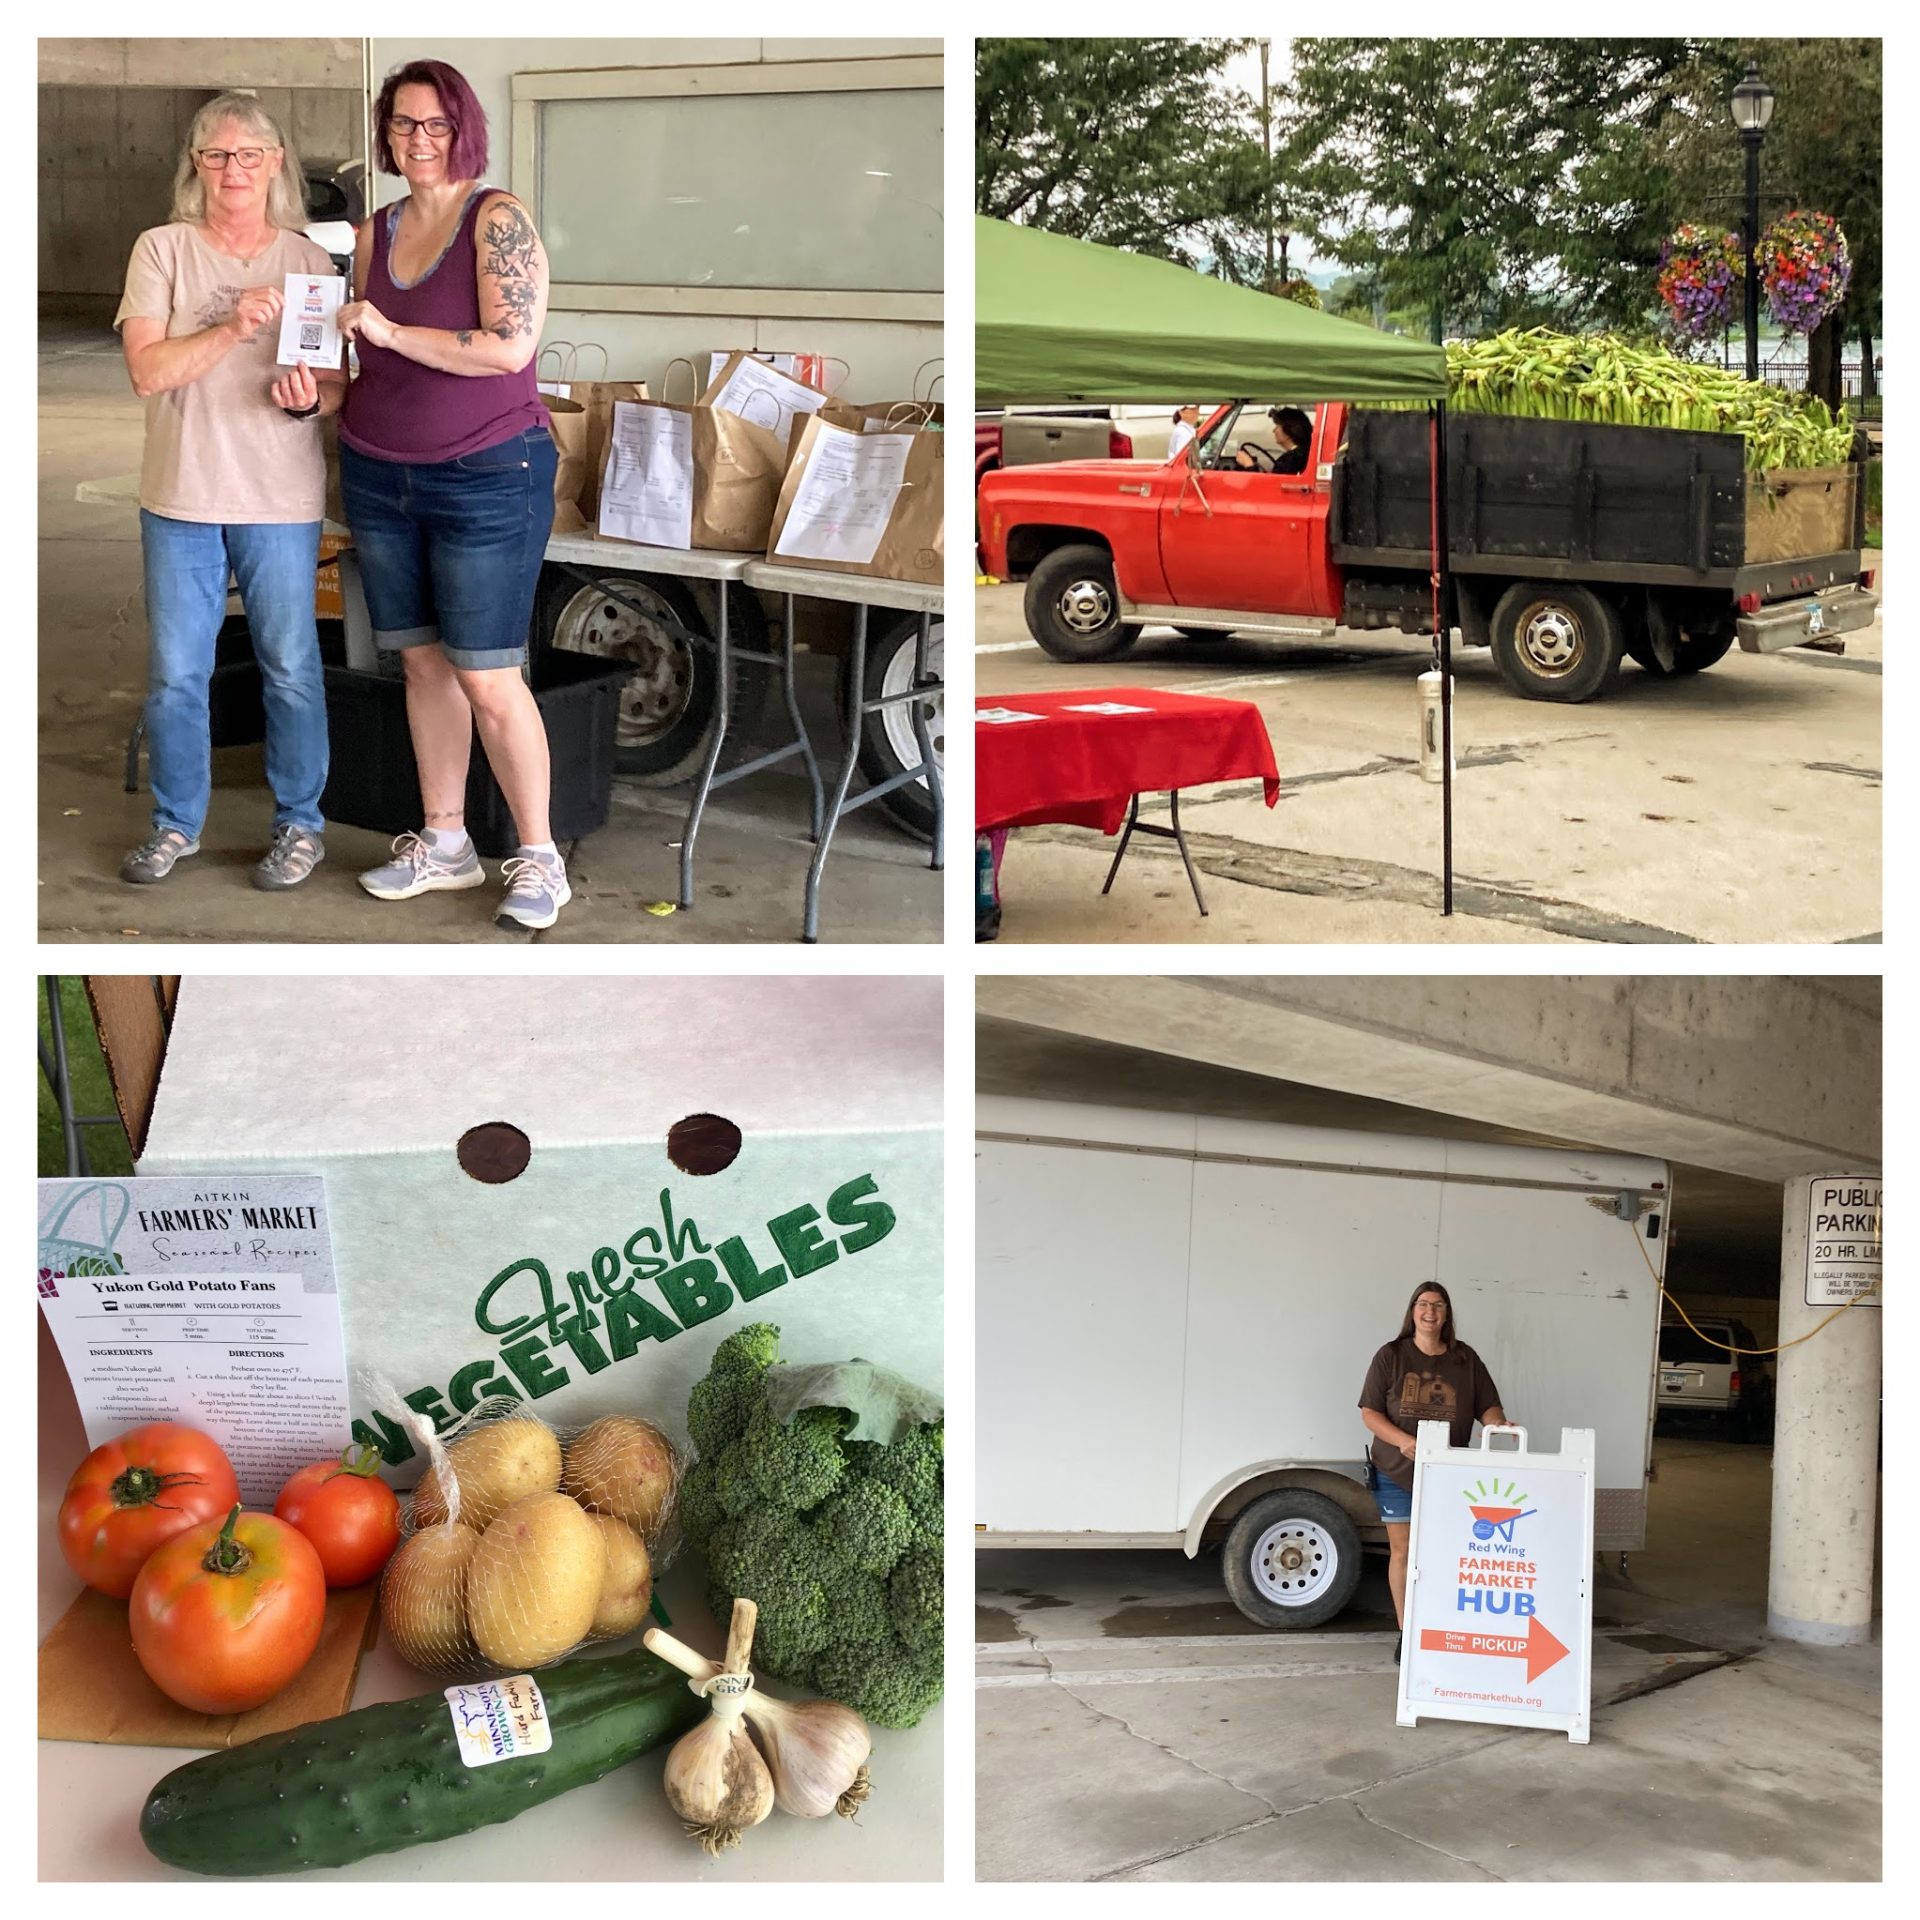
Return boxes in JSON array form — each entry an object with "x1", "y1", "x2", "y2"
[
  {"x1": 543, "y1": 394, "x2": 594, "y2": 535},
  {"x1": 689, "y1": 350, "x2": 833, "y2": 551},
  {"x1": 765, "y1": 412, "x2": 944, "y2": 587}
]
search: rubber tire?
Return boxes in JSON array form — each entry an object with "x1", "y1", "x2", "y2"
[
  {"x1": 840, "y1": 609, "x2": 943, "y2": 841},
  {"x1": 1024, "y1": 544, "x2": 1141, "y2": 663},
  {"x1": 533, "y1": 565, "x2": 768, "y2": 784},
  {"x1": 1220, "y1": 1488, "x2": 1364, "y2": 1630},
  {"x1": 1489, "y1": 581, "x2": 1625, "y2": 703},
  {"x1": 1624, "y1": 598, "x2": 1737, "y2": 677}
]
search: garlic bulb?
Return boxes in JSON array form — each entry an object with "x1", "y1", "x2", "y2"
[
  {"x1": 645, "y1": 1621, "x2": 875, "y2": 1820},
  {"x1": 742, "y1": 1690, "x2": 873, "y2": 1820},
  {"x1": 658, "y1": 1600, "x2": 774, "y2": 1854}
]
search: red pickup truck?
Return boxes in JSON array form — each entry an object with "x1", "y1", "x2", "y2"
[{"x1": 976, "y1": 399, "x2": 1878, "y2": 701}]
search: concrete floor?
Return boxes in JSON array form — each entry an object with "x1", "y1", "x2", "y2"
[
  {"x1": 38, "y1": 323, "x2": 943, "y2": 944},
  {"x1": 976, "y1": 1437, "x2": 1880, "y2": 1881},
  {"x1": 976, "y1": 567, "x2": 1882, "y2": 944}
]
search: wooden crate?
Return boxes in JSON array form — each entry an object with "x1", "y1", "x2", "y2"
[{"x1": 1745, "y1": 465, "x2": 1858, "y2": 563}]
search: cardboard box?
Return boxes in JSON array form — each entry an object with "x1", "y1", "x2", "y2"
[
  {"x1": 136, "y1": 979, "x2": 942, "y2": 1482},
  {"x1": 1744, "y1": 464, "x2": 1860, "y2": 564}
]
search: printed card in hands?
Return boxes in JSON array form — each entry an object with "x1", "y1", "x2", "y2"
[{"x1": 276, "y1": 273, "x2": 346, "y2": 369}]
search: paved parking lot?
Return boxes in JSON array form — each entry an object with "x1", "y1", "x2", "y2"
[
  {"x1": 975, "y1": 1439, "x2": 1881, "y2": 1881},
  {"x1": 976, "y1": 577, "x2": 1882, "y2": 944}
]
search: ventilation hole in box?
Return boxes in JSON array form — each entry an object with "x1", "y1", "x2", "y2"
[
  {"x1": 667, "y1": 1113, "x2": 741, "y2": 1175},
  {"x1": 457, "y1": 1122, "x2": 532, "y2": 1184}
]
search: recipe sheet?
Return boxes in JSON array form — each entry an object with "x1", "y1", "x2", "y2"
[
  {"x1": 704, "y1": 354, "x2": 828, "y2": 443},
  {"x1": 275, "y1": 272, "x2": 346, "y2": 370},
  {"x1": 598, "y1": 402, "x2": 693, "y2": 549},
  {"x1": 37, "y1": 1176, "x2": 349, "y2": 1504},
  {"x1": 772, "y1": 423, "x2": 911, "y2": 567}
]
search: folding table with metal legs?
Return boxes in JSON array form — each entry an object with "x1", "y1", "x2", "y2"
[
  {"x1": 1100, "y1": 791, "x2": 1209, "y2": 915},
  {"x1": 742, "y1": 563, "x2": 944, "y2": 944}
]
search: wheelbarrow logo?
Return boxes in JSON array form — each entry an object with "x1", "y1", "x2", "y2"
[{"x1": 1463, "y1": 1480, "x2": 1536, "y2": 1543}]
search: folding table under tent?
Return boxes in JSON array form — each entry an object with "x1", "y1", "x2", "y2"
[{"x1": 974, "y1": 214, "x2": 1461, "y2": 912}]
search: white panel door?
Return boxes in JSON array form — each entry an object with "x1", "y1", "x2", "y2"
[
  {"x1": 976, "y1": 1141, "x2": 1194, "y2": 1532},
  {"x1": 1435, "y1": 1181, "x2": 1665, "y2": 1491},
  {"x1": 1180, "y1": 1161, "x2": 1445, "y2": 1528}
]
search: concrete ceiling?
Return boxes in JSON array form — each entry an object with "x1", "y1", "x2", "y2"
[{"x1": 977, "y1": 1019, "x2": 1785, "y2": 1298}]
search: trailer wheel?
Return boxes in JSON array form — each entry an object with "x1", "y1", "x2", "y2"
[
  {"x1": 838, "y1": 610, "x2": 943, "y2": 841},
  {"x1": 1489, "y1": 582, "x2": 1624, "y2": 702},
  {"x1": 1024, "y1": 544, "x2": 1141, "y2": 662},
  {"x1": 1221, "y1": 1490, "x2": 1364, "y2": 1629}
]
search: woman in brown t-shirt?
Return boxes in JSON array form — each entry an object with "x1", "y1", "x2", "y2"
[{"x1": 1357, "y1": 1282, "x2": 1510, "y2": 1663}]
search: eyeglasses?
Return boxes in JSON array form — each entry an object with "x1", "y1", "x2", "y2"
[
  {"x1": 388, "y1": 115, "x2": 456, "y2": 138},
  {"x1": 195, "y1": 147, "x2": 277, "y2": 170}
]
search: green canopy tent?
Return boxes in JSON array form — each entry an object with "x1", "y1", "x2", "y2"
[{"x1": 976, "y1": 214, "x2": 1463, "y2": 912}]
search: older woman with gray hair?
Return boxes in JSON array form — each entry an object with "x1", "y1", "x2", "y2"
[{"x1": 114, "y1": 91, "x2": 342, "y2": 891}]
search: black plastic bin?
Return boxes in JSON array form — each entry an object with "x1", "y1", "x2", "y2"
[
  {"x1": 207, "y1": 615, "x2": 349, "y2": 750},
  {"x1": 321, "y1": 648, "x2": 632, "y2": 857}
]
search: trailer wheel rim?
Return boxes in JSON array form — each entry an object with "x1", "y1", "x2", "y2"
[
  {"x1": 551, "y1": 581, "x2": 695, "y2": 746},
  {"x1": 1515, "y1": 602, "x2": 1585, "y2": 676},
  {"x1": 1058, "y1": 577, "x2": 1114, "y2": 634},
  {"x1": 1248, "y1": 1518, "x2": 1339, "y2": 1606},
  {"x1": 880, "y1": 619, "x2": 945, "y2": 791}
]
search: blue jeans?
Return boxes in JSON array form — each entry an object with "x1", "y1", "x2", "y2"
[
  {"x1": 340, "y1": 427, "x2": 557, "y2": 670},
  {"x1": 139, "y1": 512, "x2": 328, "y2": 837}
]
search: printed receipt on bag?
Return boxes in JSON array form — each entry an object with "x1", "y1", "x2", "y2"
[
  {"x1": 446, "y1": 1675, "x2": 553, "y2": 1767},
  {"x1": 774, "y1": 422, "x2": 912, "y2": 567},
  {"x1": 276, "y1": 273, "x2": 345, "y2": 370},
  {"x1": 600, "y1": 403, "x2": 693, "y2": 549},
  {"x1": 707, "y1": 355, "x2": 828, "y2": 442}
]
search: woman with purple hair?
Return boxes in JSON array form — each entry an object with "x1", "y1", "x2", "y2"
[{"x1": 300, "y1": 59, "x2": 566, "y2": 930}]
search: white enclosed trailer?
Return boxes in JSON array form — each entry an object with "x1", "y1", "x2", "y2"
[{"x1": 976, "y1": 1096, "x2": 1669, "y2": 1627}]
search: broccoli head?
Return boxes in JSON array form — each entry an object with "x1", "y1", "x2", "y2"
[{"x1": 683, "y1": 1324, "x2": 944, "y2": 1727}]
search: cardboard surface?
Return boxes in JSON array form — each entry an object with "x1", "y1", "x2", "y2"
[
  {"x1": 84, "y1": 976, "x2": 175, "y2": 1160},
  {"x1": 1745, "y1": 464, "x2": 1858, "y2": 564},
  {"x1": 39, "y1": 1583, "x2": 380, "y2": 1750}
]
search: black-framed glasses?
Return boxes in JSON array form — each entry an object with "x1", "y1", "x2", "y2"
[
  {"x1": 195, "y1": 146, "x2": 276, "y2": 170},
  {"x1": 388, "y1": 115, "x2": 456, "y2": 138}
]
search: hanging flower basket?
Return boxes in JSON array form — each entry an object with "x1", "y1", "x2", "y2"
[
  {"x1": 1656, "y1": 225, "x2": 1744, "y2": 342},
  {"x1": 1759, "y1": 210, "x2": 1852, "y2": 336}
]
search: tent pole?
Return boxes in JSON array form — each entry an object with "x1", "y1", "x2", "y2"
[{"x1": 1433, "y1": 397, "x2": 1454, "y2": 916}]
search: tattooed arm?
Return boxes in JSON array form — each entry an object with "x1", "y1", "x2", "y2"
[{"x1": 340, "y1": 194, "x2": 550, "y2": 378}]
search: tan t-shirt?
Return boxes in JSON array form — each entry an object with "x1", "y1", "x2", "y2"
[{"x1": 115, "y1": 223, "x2": 335, "y2": 525}]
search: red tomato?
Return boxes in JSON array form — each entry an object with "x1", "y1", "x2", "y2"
[
  {"x1": 274, "y1": 1444, "x2": 401, "y2": 1587},
  {"x1": 57, "y1": 1423, "x2": 241, "y2": 1599},
  {"x1": 130, "y1": 1507, "x2": 327, "y2": 1714}
]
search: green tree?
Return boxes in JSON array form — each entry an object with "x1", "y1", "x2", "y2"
[
  {"x1": 975, "y1": 39, "x2": 1262, "y2": 267},
  {"x1": 1653, "y1": 40, "x2": 1881, "y2": 405},
  {"x1": 1279, "y1": 39, "x2": 1701, "y2": 339}
]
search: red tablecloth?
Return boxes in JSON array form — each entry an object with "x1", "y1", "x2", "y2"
[{"x1": 976, "y1": 686, "x2": 1281, "y2": 833}]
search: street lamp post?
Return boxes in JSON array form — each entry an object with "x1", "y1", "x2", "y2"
[
  {"x1": 1259, "y1": 38, "x2": 1274, "y2": 288},
  {"x1": 1730, "y1": 58, "x2": 1776, "y2": 384}
]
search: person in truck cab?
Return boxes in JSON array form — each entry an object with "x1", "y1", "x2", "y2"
[
  {"x1": 1167, "y1": 404, "x2": 1201, "y2": 460},
  {"x1": 1232, "y1": 405, "x2": 1312, "y2": 474}
]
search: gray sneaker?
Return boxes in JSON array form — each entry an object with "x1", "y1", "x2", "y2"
[
  {"x1": 496, "y1": 852, "x2": 571, "y2": 931},
  {"x1": 252, "y1": 824, "x2": 325, "y2": 890},
  {"x1": 120, "y1": 828, "x2": 199, "y2": 885},
  {"x1": 358, "y1": 831, "x2": 486, "y2": 901}
]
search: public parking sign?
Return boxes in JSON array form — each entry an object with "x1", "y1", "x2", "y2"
[{"x1": 1397, "y1": 1423, "x2": 1594, "y2": 1744}]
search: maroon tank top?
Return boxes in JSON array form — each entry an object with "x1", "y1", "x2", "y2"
[{"x1": 340, "y1": 185, "x2": 548, "y2": 464}]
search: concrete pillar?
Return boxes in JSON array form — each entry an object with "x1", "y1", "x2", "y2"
[{"x1": 1767, "y1": 1173, "x2": 1882, "y2": 1644}]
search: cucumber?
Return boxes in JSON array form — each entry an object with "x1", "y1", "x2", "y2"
[{"x1": 140, "y1": 1647, "x2": 705, "y2": 1876}]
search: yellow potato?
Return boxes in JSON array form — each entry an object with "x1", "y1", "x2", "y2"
[
  {"x1": 467, "y1": 1492, "x2": 606, "y2": 1668},
  {"x1": 561, "y1": 1415, "x2": 680, "y2": 1544},
  {"x1": 584, "y1": 1514, "x2": 654, "y2": 1639},
  {"x1": 382, "y1": 1523, "x2": 480, "y2": 1670},
  {"x1": 413, "y1": 1416, "x2": 562, "y2": 1532}
]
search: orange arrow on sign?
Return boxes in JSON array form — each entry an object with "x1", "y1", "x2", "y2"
[{"x1": 1420, "y1": 1615, "x2": 1570, "y2": 1683}]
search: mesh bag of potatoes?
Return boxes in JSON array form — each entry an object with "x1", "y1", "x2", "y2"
[{"x1": 381, "y1": 1398, "x2": 683, "y2": 1676}]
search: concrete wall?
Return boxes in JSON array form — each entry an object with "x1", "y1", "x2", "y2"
[
  {"x1": 977, "y1": 977, "x2": 1881, "y2": 1184},
  {"x1": 366, "y1": 38, "x2": 943, "y2": 401},
  {"x1": 39, "y1": 41, "x2": 365, "y2": 315}
]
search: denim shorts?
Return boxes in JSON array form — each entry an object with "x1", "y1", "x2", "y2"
[
  {"x1": 340, "y1": 427, "x2": 557, "y2": 670},
  {"x1": 1373, "y1": 1472, "x2": 1414, "y2": 1524}
]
